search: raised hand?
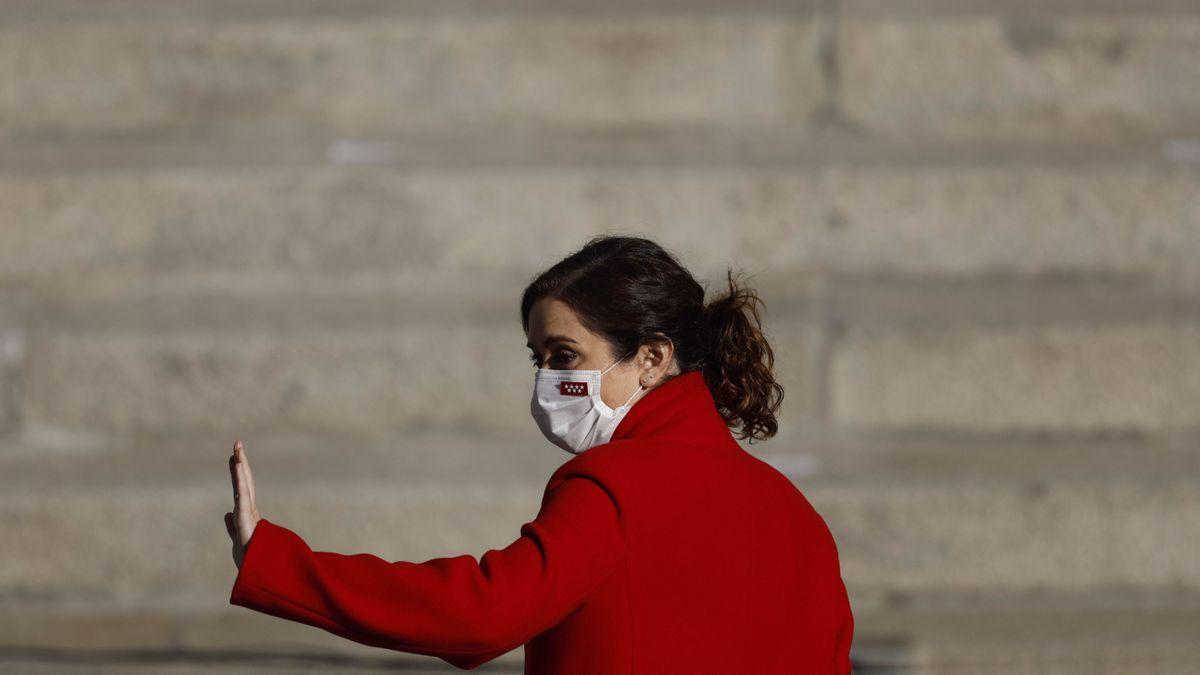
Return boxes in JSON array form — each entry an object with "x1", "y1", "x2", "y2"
[{"x1": 225, "y1": 440, "x2": 261, "y2": 570}]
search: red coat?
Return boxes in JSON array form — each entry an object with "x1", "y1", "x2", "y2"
[{"x1": 230, "y1": 369, "x2": 854, "y2": 673}]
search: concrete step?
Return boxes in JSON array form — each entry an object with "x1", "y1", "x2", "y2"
[
  {"x1": 2, "y1": 2, "x2": 1198, "y2": 144},
  {"x1": 4, "y1": 277, "x2": 1200, "y2": 441},
  {"x1": 850, "y1": 587, "x2": 1200, "y2": 675},
  {"x1": 0, "y1": 431, "x2": 1196, "y2": 615},
  {"x1": 837, "y1": 7, "x2": 1200, "y2": 142},
  {"x1": 0, "y1": 8, "x2": 824, "y2": 142},
  {"x1": 0, "y1": 429, "x2": 560, "y2": 614},
  {"x1": 797, "y1": 436, "x2": 1200, "y2": 597},
  {"x1": 1, "y1": 279, "x2": 814, "y2": 442},
  {"x1": 1, "y1": 588, "x2": 1198, "y2": 674},
  {"x1": 3, "y1": 153, "x2": 1198, "y2": 294}
]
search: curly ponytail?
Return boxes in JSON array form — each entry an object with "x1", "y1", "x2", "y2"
[
  {"x1": 520, "y1": 235, "x2": 784, "y2": 443},
  {"x1": 701, "y1": 269, "x2": 784, "y2": 443}
]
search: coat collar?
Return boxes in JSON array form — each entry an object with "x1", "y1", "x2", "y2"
[{"x1": 609, "y1": 369, "x2": 730, "y2": 443}]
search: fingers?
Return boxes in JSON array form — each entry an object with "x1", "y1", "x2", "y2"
[
  {"x1": 231, "y1": 441, "x2": 249, "y2": 517},
  {"x1": 227, "y1": 441, "x2": 259, "y2": 552},
  {"x1": 236, "y1": 456, "x2": 248, "y2": 512},
  {"x1": 229, "y1": 452, "x2": 240, "y2": 506},
  {"x1": 237, "y1": 441, "x2": 257, "y2": 507},
  {"x1": 235, "y1": 445, "x2": 253, "y2": 514}
]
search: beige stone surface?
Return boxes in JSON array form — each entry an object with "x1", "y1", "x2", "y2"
[
  {"x1": 1, "y1": 432, "x2": 1197, "y2": 612},
  {"x1": 2, "y1": 2, "x2": 1199, "y2": 671},
  {"x1": 840, "y1": 15, "x2": 1200, "y2": 140},
  {"x1": 0, "y1": 16, "x2": 822, "y2": 140},
  {"x1": 4, "y1": 163, "x2": 1198, "y2": 292},
  {"x1": 831, "y1": 320, "x2": 1200, "y2": 435}
]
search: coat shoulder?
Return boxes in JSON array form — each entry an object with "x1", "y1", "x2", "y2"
[{"x1": 541, "y1": 438, "x2": 647, "y2": 505}]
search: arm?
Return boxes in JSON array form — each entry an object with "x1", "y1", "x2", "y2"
[{"x1": 228, "y1": 476, "x2": 626, "y2": 670}]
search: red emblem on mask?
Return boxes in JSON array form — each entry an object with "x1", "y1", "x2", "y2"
[{"x1": 559, "y1": 381, "x2": 589, "y2": 396}]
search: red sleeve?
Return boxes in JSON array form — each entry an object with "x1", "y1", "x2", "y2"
[{"x1": 228, "y1": 476, "x2": 626, "y2": 670}]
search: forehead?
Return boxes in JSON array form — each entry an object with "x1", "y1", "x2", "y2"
[{"x1": 526, "y1": 298, "x2": 596, "y2": 346}]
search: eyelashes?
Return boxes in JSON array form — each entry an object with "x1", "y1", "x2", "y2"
[{"x1": 529, "y1": 349, "x2": 577, "y2": 368}]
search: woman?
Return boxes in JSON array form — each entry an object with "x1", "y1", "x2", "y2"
[{"x1": 225, "y1": 235, "x2": 854, "y2": 673}]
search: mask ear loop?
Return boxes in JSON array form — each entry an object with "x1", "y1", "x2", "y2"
[
  {"x1": 618, "y1": 385, "x2": 642, "y2": 409},
  {"x1": 600, "y1": 358, "x2": 646, "y2": 412}
]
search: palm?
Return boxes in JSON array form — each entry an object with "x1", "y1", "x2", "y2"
[{"x1": 225, "y1": 440, "x2": 261, "y2": 569}]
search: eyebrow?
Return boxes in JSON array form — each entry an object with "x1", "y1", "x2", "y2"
[{"x1": 526, "y1": 334, "x2": 580, "y2": 350}]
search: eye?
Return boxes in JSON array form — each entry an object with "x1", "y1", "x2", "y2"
[{"x1": 530, "y1": 349, "x2": 576, "y2": 368}]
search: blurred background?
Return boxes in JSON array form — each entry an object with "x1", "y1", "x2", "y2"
[{"x1": 2, "y1": 1, "x2": 1199, "y2": 673}]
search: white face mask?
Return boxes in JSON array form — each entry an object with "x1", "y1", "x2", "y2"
[{"x1": 530, "y1": 357, "x2": 647, "y2": 455}]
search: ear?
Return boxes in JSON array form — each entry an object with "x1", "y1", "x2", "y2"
[{"x1": 637, "y1": 334, "x2": 675, "y2": 385}]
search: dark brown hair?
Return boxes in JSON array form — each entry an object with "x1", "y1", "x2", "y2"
[{"x1": 520, "y1": 235, "x2": 783, "y2": 443}]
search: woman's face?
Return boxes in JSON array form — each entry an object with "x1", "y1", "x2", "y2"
[{"x1": 525, "y1": 297, "x2": 643, "y2": 411}]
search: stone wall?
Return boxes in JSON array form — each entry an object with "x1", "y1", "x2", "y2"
[{"x1": 1, "y1": 1, "x2": 1197, "y2": 672}]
